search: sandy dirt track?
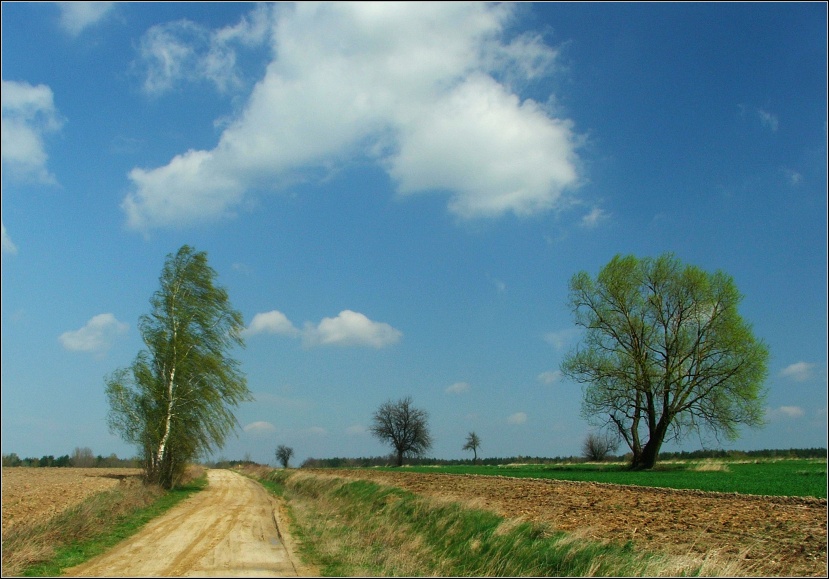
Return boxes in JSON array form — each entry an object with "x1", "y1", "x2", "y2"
[{"x1": 62, "y1": 469, "x2": 309, "y2": 577}]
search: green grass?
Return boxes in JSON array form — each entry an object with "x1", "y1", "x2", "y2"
[
  {"x1": 6, "y1": 473, "x2": 208, "y2": 577},
  {"x1": 382, "y1": 457, "x2": 826, "y2": 498},
  {"x1": 255, "y1": 470, "x2": 748, "y2": 577}
]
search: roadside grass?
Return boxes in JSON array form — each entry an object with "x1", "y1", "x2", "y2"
[
  {"x1": 254, "y1": 469, "x2": 755, "y2": 577},
  {"x1": 386, "y1": 457, "x2": 827, "y2": 498},
  {"x1": 2, "y1": 467, "x2": 207, "y2": 577}
]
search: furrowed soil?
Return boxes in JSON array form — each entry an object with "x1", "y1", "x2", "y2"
[{"x1": 304, "y1": 468, "x2": 827, "y2": 577}]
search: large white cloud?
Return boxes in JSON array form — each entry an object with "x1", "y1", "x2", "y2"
[
  {"x1": 59, "y1": 313, "x2": 128, "y2": 354},
  {"x1": 1, "y1": 79, "x2": 64, "y2": 184},
  {"x1": 303, "y1": 310, "x2": 402, "y2": 348},
  {"x1": 123, "y1": 2, "x2": 581, "y2": 231},
  {"x1": 245, "y1": 308, "x2": 402, "y2": 349}
]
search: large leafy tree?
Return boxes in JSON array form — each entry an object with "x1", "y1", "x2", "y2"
[
  {"x1": 561, "y1": 253, "x2": 769, "y2": 470},
  {"x1": 106, "y1": 245, "x2": 251, "y2": 488},
  {"x1": 370, "y1": 396, "x2": 433, "y2": 466}
]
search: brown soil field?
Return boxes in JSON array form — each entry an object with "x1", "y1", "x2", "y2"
[
  {"x1": 309, "y1": 468, "x2": 828, "y2": 577},
  {"x1": 1, "y1": 467, "x2": 143, "y2": 539},
  {"x1": 3, "y1": 466, "x2": 826, "y2": 576}
]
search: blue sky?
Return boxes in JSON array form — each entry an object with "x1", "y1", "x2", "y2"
[{"x1": 2, "y1": 2, "x2": 826, "y2": 467}]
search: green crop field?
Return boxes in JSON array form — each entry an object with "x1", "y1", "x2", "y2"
[{"x1": 384, "y1": 457, "x2": 827, "y2": 499}]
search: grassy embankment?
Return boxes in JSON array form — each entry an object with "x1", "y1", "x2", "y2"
[
  {"x1": 388, "y1": 457, "x2": 828, "y2": 499},
  {"x1": 2, "y1": 467, "x2": 207, "y2": 577},
  {"x1": 251, "y1": 467, "x2": 751, "y2": 577}
]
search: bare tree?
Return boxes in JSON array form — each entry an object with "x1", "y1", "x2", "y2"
[
  {"x1": 370, "y1": 396, "x2": 432, "y2": 467},
  {"x1": 582, "y1": 432, "x2": 619, "y2": 462},
  {"x1": 70, "y1": 446, "x2": 96, "y2": 468},
  {"x1": 275, "y1": 445, "x2": 294, "y2": 468},
  {"x1": 462, "y1": 431, "x2": 481, "y2": 463}
]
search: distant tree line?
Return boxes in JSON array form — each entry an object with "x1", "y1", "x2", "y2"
[
  {"x1": 298, "y1": 447, "x2": 826, "y2": 469},
  {"x1": 2, "y1": 447, "x2": 140, "y2": 468}
]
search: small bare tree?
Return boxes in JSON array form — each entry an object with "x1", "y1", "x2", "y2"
[
  {"x1": 582, "y1": 431, "x2": 619, "y2": 462},
  {"x1": 462, "y1": 431, "x2": 481, "y2": 463},
  {"x1": 275, "y1": 445, "x2": 294, "y2": 468},
  {"x1": 370, "y1": 396, "x2": 432, "y2": 467}
]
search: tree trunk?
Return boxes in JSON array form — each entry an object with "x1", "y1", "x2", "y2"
[
  {"x1": 630, "y1": 419, "x2": 669, "y2": 470},
  {"x1": 396, "y1": 450, "x2": 404, "y2": 467}
]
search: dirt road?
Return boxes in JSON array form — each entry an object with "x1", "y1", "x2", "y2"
[{"x1": 62, "y1": 469, "x2": 310, "y2": 577}]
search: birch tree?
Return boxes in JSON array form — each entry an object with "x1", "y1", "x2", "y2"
[
  {"x1": 561, "y1": 253, "x2": 769, "y2": 470},
  {"x1": 105, "y1": 245, "x2": 251, "y2": 488}
]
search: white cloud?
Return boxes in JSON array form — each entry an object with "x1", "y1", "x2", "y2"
[
  {"x1": 302, "y1": 310, "x2": 402, "y2": 348},
  {"x1": 245, "y1": 308, "x2": 402, "y2": 348},
  {"x1": 543, "y1": 327, "x2": 582, "y2": 351},
  {"x1": 446, "y1": 381, "x2": 471, "y2": 395},
  {"x1": 766, "y1": 406, "x2": 805, "y2": 421},
  {"x1": 56, "y1": 2, "x2": 115, "y2": 36},
  {"x1": 243, "y1": 310, "x2": 298, "y2": 337},
  {"x1": 779, "y1": 361, "x2": 815, "y2": 382},
  {"x1": 2, "y1": 223, "x2": 18, "y2": 255},
  {"x1": 580, "y1": 206, "x2": 609, "y2": 228},
  {"x1": 59, "y1": 313, "x2": 128, "y2": 355},
  {"x1": 782, "y1": 168, "x2": 803, "y2": 186},
  {"x1": 122, "y1": 2, "x2": 581, "y2": 231},
  {"x1": 756, "y1": 108, "x2": 779, "y2": 132},
  {"x1": 537, "y1": 370, "x2": 561, "y2": 385},
  {"x1": 1, "y1": 80, "x2": 64, "y2": 183},
  {"x1": 507, "y1": 412, "x2": 527, "y2": 425},
  {"x1": 243, "y1": 421, "x2": 276, "y2": 434}
]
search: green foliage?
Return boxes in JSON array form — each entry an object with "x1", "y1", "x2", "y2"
[
  {"x1": 105, "y1": 245, "x2": 251, "y2": 489},
  {"x1": 561, "y1": 253, "x2": 770, "y2": 469}
]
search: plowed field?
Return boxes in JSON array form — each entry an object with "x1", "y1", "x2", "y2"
[
  {"x1": 1, "y1": 467, "x2": 142, "y2": 538},
  {"x1": 311, "y1": 468, "x2": 827, "y2": 577}
]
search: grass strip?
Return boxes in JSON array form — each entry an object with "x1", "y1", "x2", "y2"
[
  {"x1": 4, "y1": 472, "x2": 207, "y2": 577},
  {"x1": 256, "y1": 469, "x2": 741, "y2": 577}
]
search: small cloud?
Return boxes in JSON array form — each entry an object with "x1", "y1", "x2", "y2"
[
  {"x1": 543, "y1": 327, "x2": 582, "y2": 351},
  {"x1": 59, "y1": 313, "x2": 128, "y2": 355},
  {"x1": 446, "y1": 381, "x2": 471, "y2": 395},
  {"x1": 782, "y1": 168, "x2": 803, "y2": 186},
  {"x1": 779, "y1": 361, "x2": 815, "y2": 382},
  {"x1": 580, "y1": 206, "x2": 609, "y2": 228},
  {"x1": 507, "y1": 412, "x2": 527, "y2": 425},
  {"x1": 302, "y1": 310, "x2": 402, "y2": 348},
  {"x1": 56, "y1": 2, "x2": 115, "y2": 36},
  {"x1": 243, "y1": 310, "x2": 299, "y2": 338},
  {"x1": 756, "y1": 108, "x2": 779, "y2": 132},
  {"x1": 243, "y1": 421, "x2": 276, "y2": 434},
  {"x1": 2, "y1": 223, "x2": 18, "y2": 255},
  {"x1": 766, "y1": 406, "x2": 805, "y2": 421},
  {"x1": 537, "y1": 370, "x2": 561, "y2": 385}
]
